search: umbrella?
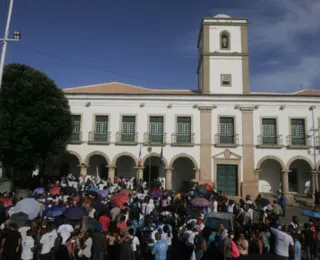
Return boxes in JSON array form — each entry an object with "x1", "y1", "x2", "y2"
[
  {"x1": 0, "y1": 197, "x2": 12, "y2": 207},
  {"x1": 64, "y1": 206, "x2": 87, "y2": 220},
  {"x1": 88, "y1": 187, "x2": 100, "y2": 193},
  {"x1": 61, "y1": 186, "x2": 75, "y2": 195},
  {"x1": 190, "y1": 197, "x2": 210, "y2": 207},
  {"x1": 83, "y1": 216, "x2": 101, "y2": 231},
  {"x1": 14, "y1": 198, "x2": 41, "y2": 220},
  {"x1": 150, "y1": 191, "x2": 162, "y2": 198},
  {"x1": 197, "y1": 185, "x2": 209, "y2": 196},
  {"x1": 50, "y1": 187, "x2": 61, "y2": 196},
  {"x1": 258, "y1": 198, "x2": 270, "y2": 208},
  {"x1": 32, "y1": 187, "x2": 45, "y2": 195},
  {"x1": 120, "y1": 189, "x2": 133, "y2": 195},
  {"x1": 112, "y1": 193, "x2": 129, "y2": 208},
  {"x1": 204, "y1": 183, "x2": 213, "y2": 192},
  {"x1": 302, "y1": 210, "x2": 320, "y2": 219},
  {"x1": 99, "y1": 190, "x2": 109, "y2": 198},
  {"x1": 9, "y1": 212, "x2": 28, "y2": 228},
  {"x1": 46, "y1": 205, "x2": 66, "y2": 218}
]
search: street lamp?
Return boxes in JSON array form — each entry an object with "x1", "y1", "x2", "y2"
[{"x1": 0, "y1": 0, "x2": 21, "y2": 92}]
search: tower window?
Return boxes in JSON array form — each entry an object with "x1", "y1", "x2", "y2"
[
  {"x1": 220, "y1": 31, "x2": 230, "y2": 50},
  {"x1": 221, "y1": 74, "x2": 232, "y2": 86}
]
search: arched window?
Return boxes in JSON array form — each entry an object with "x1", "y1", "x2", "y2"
[{"x1": 220, "y1": 31, "x2": 230, "y2": 50}]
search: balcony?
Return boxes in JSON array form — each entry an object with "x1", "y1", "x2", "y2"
[
  {"x1": 115, "y1": 132, "x2": 138, "y2": 145},
  {"x1": 88, "y1": 131, "x2": 111, "y2": 145},
  {"x1": 69, "y1": 132, "x2": 82, "y2": 144},
  {"x1": 286, "y1": 135, "x2": 312, "y2": 149},
  {"x1": 257, "y1": 135, "x2": 283, "y2": 148},
  {"x1": 316, "y1": 136, "x2": 320, "y2": 149},
  {"x1": 144, "y1": 132, "x2": 167, "y2": 145},
  {"x1": 171, "y1": 133, "x2": 195, "y2": 146},
  {"x1": 214, "y1": 134, "x2": 239, "y2": 148}
]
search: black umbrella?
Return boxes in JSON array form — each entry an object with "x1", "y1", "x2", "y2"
[
  {"x1": 259, "y1": 198, "x2": 270, "y2": 208},
  {"x1": 10, "y1": 212, "x2": 28, "y2": 228},
  {"x1": 61, "y1": 186, "x2": 75, "y2": 195}
]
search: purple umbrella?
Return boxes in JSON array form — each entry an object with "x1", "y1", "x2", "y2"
[
  {"x1": 190, "y1": 197, "x2": 210, "y2": 207},
  {"x1": 99, "y1": 190, "x2": 109, "y2": 198},
  {"x1": 46, "y1": 205, "x2": 66, "y2": 218},
  {"x1": 32, "y1": 187, "x2": 45, "y2": 195},
  {"x1": 64, "y1": 206, "x2": 87, "y2": 220},
  {"x1": 150, "y1": 191, "x2": 162, "y2": 198}
]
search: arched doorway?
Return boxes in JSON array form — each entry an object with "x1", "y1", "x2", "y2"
[
  {"x1": 143, "y1": 156, "x2": 166, "y2": 184},
  {"x1": 258, "y1": 159, "x2": 283, "y2": 193},
  {"x1": 59, "y1": 153, "x2": 81, "y2": 177},
  {"x1": 115, "y1": 155, "x2": 136, "y2": 178},
  {"x1": 171, "y1": 157, "x2": 196, "y2": 191},
  {"x1": 288, "y1": 159, "x2": 312, "y2": 194},
  {"x1": 87, "y1": 155, "x2": 108, "y2": 179}
]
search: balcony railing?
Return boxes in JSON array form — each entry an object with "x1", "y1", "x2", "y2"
[
  {"x1": 144, "y1": 132, "x2": 167, "y2": 145},
  {"x1": 69, "y1": 132, "x2": 82, "y2": 144},
  {"x1": 257, "y1": 135, "x2": 283, "y2": 147},
  {"x1": 316, "y1": 136, "x2": 320, "y2": 148},
  {"x1": 88, "y1": 131, "x2": 111, "y2": 145},
  {"x1": 215, "y1": 134, "x2": 239, "y2": 146},
  {"x1": 286, "y1": 135, "x2": 312, "y2": 148},
  {"x1": 171, "y1": 133, "x2": 195, "y2": 146},
  {"x1": 115, "y1": 132, "x2": 138, "y2": 145}
]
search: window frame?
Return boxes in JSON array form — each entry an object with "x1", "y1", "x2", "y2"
[
  {"x1": 221, "y1": 74, "x2": 232, "y2": 87},
  {"x1": 220, "y1": 30, "x2": 231, "y2": 50}
]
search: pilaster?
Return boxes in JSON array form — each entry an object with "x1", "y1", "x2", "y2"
[
  {"x1": 135, "y1": 166, "x2": 145, "y2": 181},
  {"x1": 107, "y1": 165, "x2": 117, "y2": 184},
  {"x1": 164, "y1": 167, "x2": 173, "y2": 190}
]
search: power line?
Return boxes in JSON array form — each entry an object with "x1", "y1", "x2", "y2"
[{"x1": 9, "y1": 42, "x2": 184, "y2": 89}]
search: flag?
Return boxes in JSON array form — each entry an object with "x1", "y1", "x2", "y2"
[{"x1": 138, "y1": 145, "x2": 142, "y2": 166}]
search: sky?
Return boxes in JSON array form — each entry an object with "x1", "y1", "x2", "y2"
[{"x1": 1, "y1": 0, "x2": 320, "y2": 93}]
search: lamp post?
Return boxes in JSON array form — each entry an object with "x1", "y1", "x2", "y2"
[
  {"x1": 0, "y1": 0, "x2": 21, "y2": 91},
  {"x1": 147, "y1": 142, "x2": 152, "y2": 189}
]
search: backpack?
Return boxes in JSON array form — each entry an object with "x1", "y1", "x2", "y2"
[{"x1": 225, "y1": 238, "x2": 240, "y2": 258}]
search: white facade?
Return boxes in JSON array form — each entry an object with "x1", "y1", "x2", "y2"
[{"x1": 50, "y1": 14, "x2": 320, "y2": 197}]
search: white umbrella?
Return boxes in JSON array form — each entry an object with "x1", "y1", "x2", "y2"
[{"x1": 14, "y1": 198, "x2": 40, "y2": 220}]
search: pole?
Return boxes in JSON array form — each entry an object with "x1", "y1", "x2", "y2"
[
  {"x1": 0, "y1": 0, "x2": 15, "y2": 91},
  {"x1": 148, "y1": 152, "x2": 151, "y2": 189},
  {"x1": 311, "y1": 107, "x2": 318, "y2": 190}
]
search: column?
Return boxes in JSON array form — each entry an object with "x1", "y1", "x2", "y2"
[
  {"x1": 80, "y1": 166, "x2": 88, "y2": 176},
  {"x1": 281, "y1": 170, "x2": 289, "y2": 194},
  {"x1": 311, "y1": 170, "x2": 318, "y2": 193},
  {"x1": 198, "y1": 106, "x2": 214, "y2": 181},
  {"x1": 107, "y1": 165, "x2": 116, "y2": 183},
  {"x1": 254, "y1": 169, "x2": 261, "y2": 181},
  {"x1": 165, "y1": 168, "x2": 173, "y2": 190},
  {"x1": 135, "y1": 167, "x2": 144, "y2": 180},
  {"x1": 193, "y1": 168, "x2": 200, "y2": 181}
]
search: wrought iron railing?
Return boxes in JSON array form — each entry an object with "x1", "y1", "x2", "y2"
[
  {"x1": 69, "y1": 132, "x2": 82, "y2": 144},
  {"x1": 115, "y1": 132, "x2": 138, "y2": 144},
  {"x1": 144, "y1": 132, "x2": 166, "y2": 144},
  {"x1": 215, "y1": 134, "x2": 239, "y2": 145},
  {"x1": 257, "y1": 135, "x2": 282, "y2": 146},
  {"x1": 286, "y1": 135, "x2": 311, "y2": 146},
  {"x1": 171, "y1": 133, "x2": 195, "y2": 145},
  {"x1": 88, "y1": 131, "x2": 111, "y2": 144}
]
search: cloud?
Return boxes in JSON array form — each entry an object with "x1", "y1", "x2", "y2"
[{"x1": 183, "y1": 0, "x2": 320, "y2": 92}]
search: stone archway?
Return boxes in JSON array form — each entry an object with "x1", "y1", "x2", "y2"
[
  {"x1": 66, "y1": 150, "x2": 83, "y2": 165},
  {"x1": 142, "y1": 153, "x2": 168, "y2": 183},
  {"x1": 287, "y1": 156, "x2": 313, "y2": 194},
  {"x1": 84, "y1": 151, "x2": 110, "y2": 179},
  {"x1": 169, "y1": 153, "x2": 198, "y2": 169},
  {"x1": 112, "y1": 152, "x2": 138, "y2": 179},
  {"x1": 142, "y1": 152, "x2": 168, "y2": 168},
  {"x1": 257, "y1": 156, "x2": 285, "y2": 171},
  {"x1": 170, "y1": 154, "x2": 198, "y2": 191}
]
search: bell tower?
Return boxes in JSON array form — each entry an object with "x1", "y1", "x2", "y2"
[{"x1": 197, "y1": 14, "x2": 250, "y2": 94}]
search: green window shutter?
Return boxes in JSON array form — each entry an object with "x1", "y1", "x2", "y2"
[
  {"x1": 220, "y1": 117, "x2": 234, "y2": 144},
  {"x1": 72, "y1": 115, "x2": 81, "y2": 133},
  {"x1": 176, "y1": 117, "x2": 191, "y2": 143},
  {"x1": 95, "y1": 116, "x2": 108, "y2": 133},
  {"x1": 291, "y1": 119, "x2": 305, "y2": 145},
  {"x1": 150, "y1": 117, "x2": 163, "y2": 135},
  {"x1": 262, "y1": 118, "x2": 277, "y2": 144},
  {"x1": 122, "y1": 116, "x2": 136, "y2": 133}
]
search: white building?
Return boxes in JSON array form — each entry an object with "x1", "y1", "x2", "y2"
[{"x1": 46, "y1": 14, "x2": 320, "y2": 197}]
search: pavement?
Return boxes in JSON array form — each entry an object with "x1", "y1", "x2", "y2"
[{"x1": 281, "y1": 205, "x2": 310, "y2": 225}]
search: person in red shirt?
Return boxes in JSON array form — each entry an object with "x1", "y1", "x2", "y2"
[
  {"x1": 117, "y1": 215, "x2": 127, "y2": 235},
  {"x1": 99, "y1": 212, "x2": 110, "y2": 233}
]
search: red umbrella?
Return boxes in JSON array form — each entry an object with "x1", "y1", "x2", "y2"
[
  {"x1": 0, "y1": 197, "x2": 12, "y2": 207},
  {"x1": 190, "y1": 197, "x2": 210, "y2": 207},
  {"x1": 204, "y1": 183, "x2": 213, "y2": 192},
  {"x1": 50, "y1": 187, "x2": 61, "y2": 196},
  {"x1": 112, "y1": 193, "x2": 129, "y2": 208}
]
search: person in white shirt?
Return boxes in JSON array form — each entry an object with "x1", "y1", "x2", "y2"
[
  {"x1": 243, "y1": 205, "x2": 254, "y2": 226},
  {"x1": 19, "y1": 220, "x2": 31, "y2": 240},
  {"x1": 146, "y1": 199, "x2": 155, "y2": 215},
  {"x1": 57, "y1": 223, "x2": 74, "y2": 244},
  {"x1": 127, "y1": 228, "x2": 140, "y2": 256},
  {"x1": 212, "y1": 199, "x2": 218, "y2": 212},
  {"x1": 81, "y1": 230, "x2": 93, "y2": 259},
  {"x1": 270, "y1": 225, "x2": 294, "y2": 259},
  {"x1": 21, "y1": 229, "x2": 34, "y2": 260},
  {"x1": 40, "y1": 224, "x2": 58, "y2": 258}
]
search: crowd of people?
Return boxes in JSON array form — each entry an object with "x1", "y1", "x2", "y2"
[{"x1": 0, "y1": 174, "x2": 318, "y2": 260}]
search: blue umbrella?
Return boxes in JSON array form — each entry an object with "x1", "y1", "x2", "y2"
[
  {"x1": 99, "y1": 189, "x2": 109, "y2": 198},
  {"x1": 32, "y1": 187, "x2": 45, "y2": 195},
  {"x1": 46, "y1": 205, "x2": 66, "y2": 218},
  {"x1": 88, "y1": 187, "x2": 100, "y2": 193},
  {"x1": 64, "y1": 206, "x2": 87, "y2": 220},
  {"x1": 14, "y1": 198, "x2": 41, "y2": 220},
  {"x1": 302, "y1": 210, "x2": 320, "y2": 219}
]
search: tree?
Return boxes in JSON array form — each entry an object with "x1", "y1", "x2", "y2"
[{"x1": 0, "y1": 63, "x2": 73, "y2": 180}]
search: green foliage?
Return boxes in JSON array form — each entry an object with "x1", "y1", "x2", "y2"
[{"x1": 0, "y1": 63, "x2": 73, "y2": 179}]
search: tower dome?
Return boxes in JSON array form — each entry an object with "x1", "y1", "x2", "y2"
[{"x1": 214, "y1": 14, "x2": 231, "y2": 18}]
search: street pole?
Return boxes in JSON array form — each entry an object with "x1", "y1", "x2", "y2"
[
  {"x1": 148, "y1": 152, "x2": 151, "y2": 189},
  {"x1": 0, "y1": 0, "x2": 15, "y2": 91}
]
